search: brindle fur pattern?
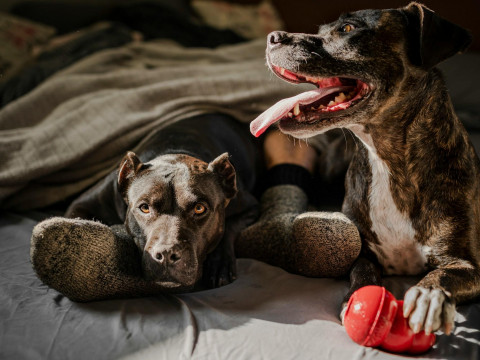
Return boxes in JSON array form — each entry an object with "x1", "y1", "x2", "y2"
[{"x1": 266, "y1": 2, "x2": 478, "y2": 334}]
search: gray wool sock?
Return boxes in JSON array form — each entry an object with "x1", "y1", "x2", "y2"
[
  {"x1": 236, "y1": 185, "x2": 361, "y2": 277},
  {"x1": 31, "y1": 217, "x2": 191, "y2": 302},
  {"x1": 292, "y1": 212, "x2": 361, "y2": 277},
  {"x1": 236, "y1": 185, "x2": 308, "y2": 271}
]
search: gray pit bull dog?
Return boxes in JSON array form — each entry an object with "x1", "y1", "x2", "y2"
[
  {"x1": 251, "y1": 2, "x2": 478, "y2": 336},
  {"x1": 66, "y1": 114, "x2": 259, "y2": 290}
]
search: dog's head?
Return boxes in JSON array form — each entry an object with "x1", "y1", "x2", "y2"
[
  {"x1": 117, "y1": 151, "x2": 237, "y2": 289},
  {"x1": 250, "y1": 2, "x2": 472, "y2": 138}
]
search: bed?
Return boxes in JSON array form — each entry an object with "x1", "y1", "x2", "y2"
[{"x1": 1, "y1": 1, "x2": 480, "y2": 359}]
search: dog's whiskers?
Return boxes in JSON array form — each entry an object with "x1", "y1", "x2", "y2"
[
  {"x1": 346, "y1": 128, "x2": 360, "y2": 150},
  {"x1": 341, "y1": 128, "x2": 349, "y2": 153}
]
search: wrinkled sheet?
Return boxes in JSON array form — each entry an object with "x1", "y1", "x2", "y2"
[{"x1": 1, "y1": 211, "x2": 479, "y2": 360}]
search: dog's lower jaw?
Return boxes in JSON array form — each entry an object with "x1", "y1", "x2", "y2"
[
  {"x1": 154, "y1": 281, "x2": 183, "y2": 289},
  {"x1": 147, "y1": 269, "x2": 199, "y2": 289}
]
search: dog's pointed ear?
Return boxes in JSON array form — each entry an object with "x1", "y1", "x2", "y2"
[
  {"x1": 208, "y1": 152, "x2": 238, "y2": 201},
  {"x1": 402, "y1": 2, "x2": 472, "y2": 70},
  {"x1": 117, "y1": 151, "x2": 145, "y2": 198}
]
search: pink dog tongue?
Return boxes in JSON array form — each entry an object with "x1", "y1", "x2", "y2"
[{"x1": 250, "y1": 86, "x2": 347, "y2": 137}]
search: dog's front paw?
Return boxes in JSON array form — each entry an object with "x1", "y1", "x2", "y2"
[
  {"x1": 202, "y1": 246, "x2": 237, "y2": 289},
  {"x1": 403, "y1": 286, "x2": 456, "y2": 335}
]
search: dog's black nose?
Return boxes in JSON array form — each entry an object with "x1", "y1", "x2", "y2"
[
  {"x1": 268, "y1": 31, "x2": 288, "y2": 48},
  {"x1": 155, "y1": 247, "x2": 182, "y2": 265}
]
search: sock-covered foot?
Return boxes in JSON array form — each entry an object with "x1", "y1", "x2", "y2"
[
  {"x1": 236, "y1": 185, "x2": 308, "y2": 272},
  {"x1": 31, "y1": 217, "x2": 189, "y2": 302},
  {"x1": 237, "y1": 185, "x2": 361, "y2": 278},
  {"x1": 292, "y1": 212, "x2": 361, "y2": 277}
]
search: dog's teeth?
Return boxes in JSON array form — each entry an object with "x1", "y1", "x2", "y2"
[
  {"x1": 288, "y1": 112, "x2": 293, "y2": 118},
  {"x1": 319, "y1": 105, "x2": 326, "y2": 110},
  {"x1": 334, "y1": 92, "x2": 347, "y2": 103},
  {"x1": 280, "y1": 68, "x2": 285, "y2": 75},
  {"x1": 328, "y1": 100, "x2": 336, "y2": 106},
  {"x1": 293, "y1": 103, "x2": 300, "y2": 116}
]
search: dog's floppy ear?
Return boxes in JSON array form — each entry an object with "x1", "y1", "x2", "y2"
[
  {"x1": 208, "y1": 152, "x2": 238, "y2": 201},
  {"x1": 402, "y1": 2, "x2": 472, "y2": 69},
  {"x1": 118, "y1": 151, "x2": 146, "y2": 198}
]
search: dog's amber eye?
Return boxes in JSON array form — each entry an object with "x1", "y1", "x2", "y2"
[
  {"x1": 341, "y1": 24, "x2": 354, "y2": 33},
  {"x1": 139, "y1": 204, "x2": 150, "y2": 214},
  {"x1": 194, "y1": 203, "x2": 206, "y2": 215}
]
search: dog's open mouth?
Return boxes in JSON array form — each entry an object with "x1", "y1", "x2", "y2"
[{"x1": 250, "y1": 65, "x2": 371, "y2": 137}]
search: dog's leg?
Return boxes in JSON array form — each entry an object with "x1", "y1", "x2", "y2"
[
  {"x1": 340, "y1": 256, "x2": 382, "y2": 323},
  {"x1": 202, "y1": 228, "x2": 237, "y2": 288},
  {"x1": 203, "y1": 190, "x2": 259, "y2": 288},
  {"x1": 403, "y1": 264, "x2": 480, "y2": 335}
]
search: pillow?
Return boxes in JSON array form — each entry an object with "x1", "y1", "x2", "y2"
[{"x1": 192, "y1": 0, "x2": 285, "y2": 39}]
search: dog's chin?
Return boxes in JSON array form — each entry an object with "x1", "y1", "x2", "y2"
[
  {"x1": 151, "y1": 274, "x2": 198, "y2": 290},
  {"x1": 143, "y1": 265, "x2": 200, "y2": 289},
  {"x1": 154, "y1": 280, "x2": 183, "y2": 288}
]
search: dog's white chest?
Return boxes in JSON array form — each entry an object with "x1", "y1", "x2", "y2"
[
  {"x1": 367, "y1": 153, "x2": 427, "y2": 275},
  {"x1": 348, "y1": 125, "x2": 428, "y2": 275}
]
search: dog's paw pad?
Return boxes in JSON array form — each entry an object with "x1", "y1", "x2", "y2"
[{"x1": 403, "y1": 286, "x2": 456, "y2": 335}]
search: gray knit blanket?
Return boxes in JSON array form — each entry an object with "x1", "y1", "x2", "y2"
[{"x1": 0, "y1": 38, "x2": 304, "y2": 210}]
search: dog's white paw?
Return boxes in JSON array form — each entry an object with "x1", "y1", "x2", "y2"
[{"x1": 403, "y1": 286, "x2": 456, "y2": 335}]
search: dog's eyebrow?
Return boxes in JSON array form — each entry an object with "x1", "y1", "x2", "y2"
[
  {"x1": 337, "y1": 13, "x2": 368, "y2": 28},
  {"x1": 339, "y1": 13, "x2": 354, "y2": 20}
]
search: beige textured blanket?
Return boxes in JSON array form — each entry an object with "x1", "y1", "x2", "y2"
[{"x1": 0, "y1": 38, "x2": 303, "y2": 210}]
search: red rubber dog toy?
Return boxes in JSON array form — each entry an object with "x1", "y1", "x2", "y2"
[{"x1": 343, "y1": 285, "x2": 436, "y2": 354}]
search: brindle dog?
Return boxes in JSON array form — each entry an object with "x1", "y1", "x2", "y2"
[{"x1": 250, "y1": 2, "x2": 478, "y2": 335}]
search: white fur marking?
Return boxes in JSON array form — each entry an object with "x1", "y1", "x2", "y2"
[
  {"x1": 347, "y1": 125, "x2": 427, "y2": 275},
  {"x1": 146, "y1": 215, "x2": 180, "y2": 254},
  {"x1": 322, "y1": 39, "x2": 360, "y2": 61}
]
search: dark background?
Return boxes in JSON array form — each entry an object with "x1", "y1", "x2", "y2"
[{"x1": 2, "y1": 0, "x2": 479, "y2": 50}]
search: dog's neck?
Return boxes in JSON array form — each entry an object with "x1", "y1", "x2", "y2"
[
  {"x1": 347, "y1": 68, "x2": 460, "y2": 164},
  {"x1": 345, "y1": 68, "x2": 468, "y2": 215}
]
